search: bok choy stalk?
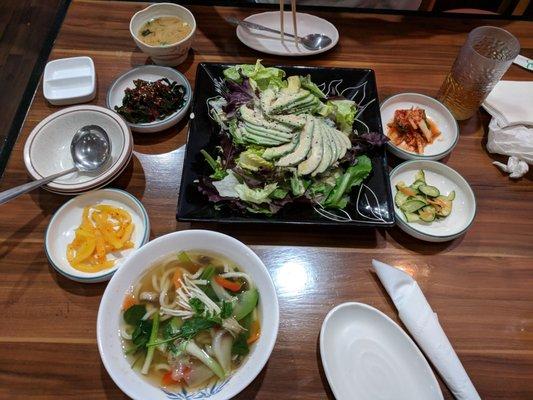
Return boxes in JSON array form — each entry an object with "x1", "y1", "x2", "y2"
[
  {"x1": 180, "y1": 340, "x2": 225, "y2": 379},
  {"x1": 141, "y1": 312, "x2": 160, "y2": 374},
  {"x1": 213, "y1": 330, "x2": 233, "y2": 373}
]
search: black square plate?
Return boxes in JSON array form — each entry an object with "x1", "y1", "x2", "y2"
[{"x1": 177, "y1": 63, "x2": 394, "y2": 227}]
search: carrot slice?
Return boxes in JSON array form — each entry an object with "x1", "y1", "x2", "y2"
[
  {"x1": 247, "y1": 319, "x2": 261, "y2": 345},
  {"x1": 122, "y1": 293, "x2": 137, "y2": 310},
  {"x1": 214, "y1": 275, "x2": 242, "y2": 292}
]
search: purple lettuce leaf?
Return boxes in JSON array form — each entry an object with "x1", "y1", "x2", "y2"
[{"x1": 222, "y1": 78, "x2": 255, "y2": 117}]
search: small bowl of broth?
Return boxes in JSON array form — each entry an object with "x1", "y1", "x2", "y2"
[{"x1": 130, "y1": 3, "x2": 196, "y2": 66}]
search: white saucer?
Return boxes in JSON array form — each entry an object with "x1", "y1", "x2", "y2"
[
  {"x1": 320, "y1": 302, "x2": 443, "y2": 400},
  {"x1": 390, "y1": 160, "x2": 476, "y2": 242},
  {"x1": 236, "y1": 11, "x2": 338, "y2": 56},
  {"x1": 380, "y1": 93, "x2": 458, "y2": 160},
  {"x1": 107, "y1": 65, "x2": 192, "y2": 133},
  {"x1": 45, "y1": 189, "x2": 150, "y2": 283}
]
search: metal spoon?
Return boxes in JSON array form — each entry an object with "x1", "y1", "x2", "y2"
[
  {"x1": 0, "y1": 125, "x2": 111, "y2": 204},
  {"x1": 226, "y1": 17, "x2": 333, "y2": 51}
]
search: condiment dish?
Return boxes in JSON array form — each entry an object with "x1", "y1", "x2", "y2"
[
  {"x1": 381, "y1": 93, "x2": 458, "y2": 161},
  {"x1": 97, "y1": 229, "x2": 279, "y2": 400},
  {"x1": 390, "y1": 160, "x2": 476, "y2": 242},
  {"x1": 106, "y1": 65, "x2": 191, "y2": 133},
  {"x1": 320, "y1": 302, "x2": 443, "y2": 400},
  {"x1": 45, "y1": 189, "x2": 150, "y2": 283},
  {"x1": 130, "y1": 3, "x2": 196, "y2": 66}
]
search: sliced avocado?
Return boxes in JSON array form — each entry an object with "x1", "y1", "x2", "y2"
[
  {"x1": 241, "y1": 125, "x2": 285, "y2": 146},
  {"x1": 262, "y1": 138, "x2": 299, "y2": 160},
  {"x1": 298, "y1": 123, "x2": 324, "y2": 176},
  {"x1": 268, "y1": 114, "x2": 306, "y2": 129},
  {"x1": 269, "y1": 90, "x2": 311, "y2": 114},
  {"x1": 242, "y1": 134, "x2": 281, "y2": 147},
  {"x1": 260, "y1": 88, "x2": 276, "y2": 114},
  {"x1": 239, "y1": 106, "x2": 293, "y2": 133},
  {"x1": 286, "y1": 96, "x2": 321, "y2": 114},
  {"x1": 323, "y1": 125, "x2": 338, "y2": 167},
  {"x1": 276, "y1": 118, "x2": 314, "y2": 167},
  {"x1": 244, "y1": 123, "x2": 293, "y2": 142},
  {"x1": 312, "y1": 124, "x2": 333, "y2": 176},
  {"x1": 333, "y1": 129, "x2": 352, "y2": 149},
  {"x1": 284, "y1": 76, "x2": 301, "y2": 93},
  {"x1": 330, "y1": 128, "x2": 347, "y2": 159}
]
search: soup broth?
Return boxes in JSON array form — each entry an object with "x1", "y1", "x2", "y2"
[
  {"x1": 121, "y1": 251, "x2": 260, "y2": 393},
  {"x1": 138, "y1": 16, "x2": 192, "y2": 46}
]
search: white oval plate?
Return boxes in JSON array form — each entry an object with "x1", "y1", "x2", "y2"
[
  {"x1": 97, "y1": 230, "x2": 279, "y2": 400},
  {"x1": 390, "y1": 160, "x2": 476, "y2": 242},
  {"x1": 320, "y1": 302, "x2": 443, "y2": 400},
  {"x1": 45, "y1": 189, "x2": 150, "y2": 283},
  {"x1": 107, "y1": 65, "x2": 192, "y2": 133},
  {"x1": 381, "y1": 93, "x2": 458, "y2": 160},
  {"x1": 237, "y1": 11, "x2": 338, "y2": 56}
]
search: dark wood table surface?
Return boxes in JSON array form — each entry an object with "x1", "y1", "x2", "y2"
[{"x1": 1, "y1": 1, "x2": 532, "y2": 399}]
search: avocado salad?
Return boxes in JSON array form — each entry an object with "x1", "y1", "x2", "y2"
[{"x1": 198, "y1": 60, "x2": 388, "y2": 216}]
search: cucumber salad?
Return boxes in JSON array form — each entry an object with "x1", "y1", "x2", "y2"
[
  {"x1": 395, "y1": 170, "x2": 455, "y2": 223},
  {"x1": 198, "y1": 60, "x2": 388, "y2": 216}
]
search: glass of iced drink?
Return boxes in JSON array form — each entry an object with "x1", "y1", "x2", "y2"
[{"x1": 437, "y1": 26, "x2": 520, "y2": 121}]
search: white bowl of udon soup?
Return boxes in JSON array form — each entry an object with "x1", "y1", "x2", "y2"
[
  {"x1": 97, "y1": 230, "x2": 279, "y2": 400},
  {"x1": 130, "y1": 3, "x2": 196, "y2": 66}
]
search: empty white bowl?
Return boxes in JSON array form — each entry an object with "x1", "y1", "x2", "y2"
[
  {"x1": 381, "y1": 93, "x2": 459, "y2": 161},
  {"x1": 390, "y1": 160, "x2": 476, "y2": 242},
  {"x1": 23, "y1": 105, "x2": 133, "y2": 193},
  {"x1": 130, "y1": 3, "x2": 196, "y2": 66},
  {"x1": 106, "y1": 65, "x2": 192, "y2": 133},
  {"x1": 45, "y1": 189, "x2": 150, "y2": 283},
  {"x1": 320, "y1": 302, "x2": 443, "y2": 400},
  {"x1": 97, "y1": 230, "x2": 279, "y2": 400},
  {"x1": 43, "y1": 56, "x2": 96, "y2": 106}
]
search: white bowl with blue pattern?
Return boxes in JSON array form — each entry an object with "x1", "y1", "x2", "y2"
[{"x1": 97, "y1": 230, "x2": 279, "y2": 400}]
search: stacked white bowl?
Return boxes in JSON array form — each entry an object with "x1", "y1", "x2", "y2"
[{"x1": 23, "y1": 105, "x2": 133, "y2": 194}]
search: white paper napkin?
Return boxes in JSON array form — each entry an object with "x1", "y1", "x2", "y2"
[
  {"x1": 372, "y1": 259, "x2": 481, "y2": 400},
  {"x1": 482, "y1": 81, "x2": 533, "y2": 179}
]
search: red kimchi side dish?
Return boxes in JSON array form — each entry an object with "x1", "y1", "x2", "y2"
[{"x1": 386, "y1": 107, "x2": 441, "y2": 154}]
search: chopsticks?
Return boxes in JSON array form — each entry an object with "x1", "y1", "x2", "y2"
[
  {"x1": 291, "y1": 0, "x2": 298, "y2": 46},
  {"x1": 279, "y1": 0, "x2": 298, "y2": 46}
]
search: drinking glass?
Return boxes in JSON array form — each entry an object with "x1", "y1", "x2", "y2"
[{"x1": 437, "y1": 26, "x2": 520, "y2": 121}]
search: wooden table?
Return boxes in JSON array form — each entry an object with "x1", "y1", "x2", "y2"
[{"x1": 1, "y1": 1, "x2": 532, "y2": 398}]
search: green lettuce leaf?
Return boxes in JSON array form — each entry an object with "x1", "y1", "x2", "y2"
[
  {"x1": 299, "y1": 75, "x2": 326, "y2": 99},
  {"x1": 237, "y1": 148, "x2": 273, "y2": 172},
  {"x1": 223, "y1": 60, "x2": 285, "y2": 91},
  {"x1": 234, "y1": 182, "x2": 278, "y2": 205},
  {"x1": 319, "y1": 99, "x2": 357, "y2": 133},
  {"x1": 323, "y1": 155, "x2": 372, "y2": 209}
]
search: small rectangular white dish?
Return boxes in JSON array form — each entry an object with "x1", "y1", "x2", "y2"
[{"x1": 43, "y1": 56, "x2": 96, "y2": 105}]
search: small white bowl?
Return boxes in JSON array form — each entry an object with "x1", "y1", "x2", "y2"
[
  {"x1": 320, "y1": 302, "x2": 443, "y2": 400},
  {"x1": 390, "y1": 160, "x2": 476, "y2": 242},
  {"x1": 381, "y1": 93, "x2": 459, "y2": 161},
  {"x1": 23, "y1": 105, "x2": 133, "y2": 193},
  {"x1": 130, "y1": 3, "x2": 196, "y2": 66},
  {"x1": 107, "y1": 65, "x2": 192, "y2": 133},
  {"x1": 97, "y1": 230, "x2": 279, "y2": 400},
  {"x1": 43, "y1": 56, "x2": 96, "y2": 106},
  {"x1": 45, "y1": 189, "x2": 150, "y2": 283}
]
